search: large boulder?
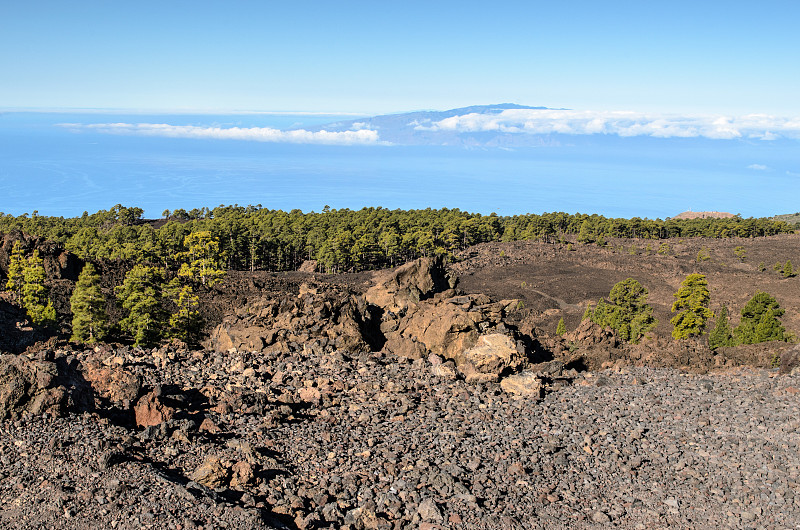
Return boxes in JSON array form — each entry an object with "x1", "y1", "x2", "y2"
[
  {"x1": 500, "y1": 370, "x2": 544, "y2": 397},
  {"x1": 381, "y1": 292, "x2": 528, "y2": 380},
  {"x1": 459, "y1": 334, "x2": 525, "y2": 383},
  {"x1": 205, "y1": 283, "x2": 373, "y2": 354},
  {"x1": 365, "y1": 256, "x2": 456, "y2": 314},
  {"x1": 779, "y1": 344, "x2": 800, "y2": 375},
  {"x1": 81, "y1": 357, "x2": 141, "y2": 408},
  {"x1": 0, "y1": 354, "x2": 67, "y2": 419},
  {"x1": 134, "y1": 388, "x2": 175, "y2": 428}
]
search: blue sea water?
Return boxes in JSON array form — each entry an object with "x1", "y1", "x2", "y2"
[{"x1": 0, "y1": 111, "x2": 797, "y2": 219}]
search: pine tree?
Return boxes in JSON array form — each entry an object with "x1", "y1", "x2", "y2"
[
  {"x1": 166, "y1": 279, "x2": 202, "y2": 344},
  {"x1": 581, "y1": 305, "x2": 593, "y2": 321},
  {"x1": 70, "y1": 263, "x2": 107, "y2": 343},
  {"x1": 735, "y1": 291, "x2": 786, "y2": 344},
  {"x1": 577, "y1": 220, "x2": 594, "y2": 244},
  {"x1": 708, "y1": 304, "x2": 736, "y2": 349},
  {"x1": 671, "y1": 273, "x2": 714, "y2": 339},
  {"x1": 116, "y1": 265, "x2": 167, "y2": 347},
  {"x1": 178, "y1": 231, "x2": 226, "y2": 287},
  {"x1": 5, "y1": 241, "x2": 26, "y2": 301},
  {"x1": 556, "y1": 317, "x2": 566, "y2": 336},
  {"x1": 783, "y1": 260, "x2": 794, "y2": 278},
  {"x1": 22, "y1": 250, "x2": 56, "y2": 327},
  {"x1": 589, "y1": 278, "x2": 656, "y2": 343}
]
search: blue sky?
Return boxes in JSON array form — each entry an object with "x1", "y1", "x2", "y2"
[{"x1": 2, "y1": 1, "x2": 799, "y2": 115}]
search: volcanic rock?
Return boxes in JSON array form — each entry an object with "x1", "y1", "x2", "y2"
[
  {"x1": 133, "y1": 388, "x2": 175, "y2": 428},
  {"x1": 0, "y1": 354, "x2": 66, "y2": 419},
  {"x1": 500, "y1": 370, "x2": 544, "y2": 397},
  {"x1": 365, "y1": 256, "x2": 456, "y2": 314}
]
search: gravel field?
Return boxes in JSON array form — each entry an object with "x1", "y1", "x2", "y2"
[{"x1": 2, "y1": 345, "x2": 800, "y2": 529}]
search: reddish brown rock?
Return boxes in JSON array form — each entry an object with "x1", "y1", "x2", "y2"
[
  {"x1": 82, "y1": 359, "x2": 141, "y2": 408},
  {"x1": 365, "y1": 256, "x2": 455, "y2": 314},
  {"x1": 133, "y1": 389, "x2": 175, "y2": 428},
  {"x1": 199, "y1": 417, "x2": 221, "y2": 433},
  {"x1": 229, "y1": 461, "x2": 255, "y2": 488}
]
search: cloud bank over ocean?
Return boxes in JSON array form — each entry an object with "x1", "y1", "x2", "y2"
[
  {"x1": 414, "y1": 109, "x2": 800, "y2": 141},
  {"x1": 59, "y1": 122, "x2": 381, "y2": 145},
  {"x1": 59, "y1": 107, "x2": 800, "y2": 146}
]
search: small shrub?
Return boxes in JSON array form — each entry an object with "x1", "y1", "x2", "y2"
[
  {"x1": 556, "y1": 317, "x2": 566, "y2": 336},
  {"x1": 770, "y1": 352, "x2": 782, "y2": 369},
  {"x1": 758, "y1": 261, "x2": 766, "y2": 272},
  {"x1": 657, "y1": 243, "x2": 671, "y2": 255},
  {"x1": 774, "y1": 262, "x2": 783, "y2": 271},
  {"x1": 696, "y1": 248, "x2": 711, "y2": 262},
  {"x1": 734, "y1": 246, "x2": 747, "y2": 262},
  {"x1": 783, "y1": 260, "x2": 794, "y2": 278}
]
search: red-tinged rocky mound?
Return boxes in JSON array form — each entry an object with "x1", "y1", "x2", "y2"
[{"x1": 670, "y1": 211, "x2": 735, "y2": 220}]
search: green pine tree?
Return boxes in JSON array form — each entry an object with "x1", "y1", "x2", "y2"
[
  {"x1": 5, "y1": 241, "x2": 26, "y2": 301},
  {"x1": 166, "y1": 278, "x2": 202, "y2": 344},
  {"x1": 116, "y1": 264, "x2": 167, "y2": 347},
  {"x1": 589, "y1": 278, "x2": 656, "y2": 343},
  {"x1": 734, "y1": 291, "x2": 786, "y2": 344},
  {"x1": 577, "y1": 220, "x2": 594, "y2": 244},
  {"x1": 177, "y1": 231, "x2": 226, "y2": 286},
  {"x1": 783, "y1": 260, "x2": 794, "y2": 278},
  {"x1": 22, "y1": 250, "x2": 56, "y2": 327},
  {"x1": 70, "y1": 263, "x2": 107, "y2": 343},
  {"x1": 708, "y1": 304, "x2": 736, "y2": 349},
  {"x1": 671, "y1": 273, "x2": 714, "y2": 339},
  {"x1": 556, "y1": 317, "x2": 566, "y2": 336}
]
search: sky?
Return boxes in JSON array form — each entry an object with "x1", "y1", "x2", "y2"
[{"x1": 2, "y1": 1, "x2": 799, "y2": 116}]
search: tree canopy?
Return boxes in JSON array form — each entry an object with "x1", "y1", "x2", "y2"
[{"x1": 0, "y1": 205, "x2": 793, "y2": 274}]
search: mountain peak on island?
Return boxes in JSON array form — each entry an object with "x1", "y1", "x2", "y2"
[{"x1": 305, "y1": 103, "x2": 560, "y2": 147}]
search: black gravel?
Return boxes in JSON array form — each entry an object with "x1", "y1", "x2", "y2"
[{"x1": 2, "y1": 345, "x2": 800, "y2": 529}]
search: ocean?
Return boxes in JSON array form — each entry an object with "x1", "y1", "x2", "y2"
[{"x1": 0, "y1": 111, "x2": 797, "y2": 219}]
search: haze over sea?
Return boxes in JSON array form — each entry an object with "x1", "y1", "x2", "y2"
[{"x1": 1, "y1": 109, "x2": 798, "y2": 220}]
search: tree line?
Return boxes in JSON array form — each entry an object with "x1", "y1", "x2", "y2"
[
  {"x1": 577, "y1": 274, "x2": 791, "y2": 348},
  {"x1": 0, "y1": 204, "x2": 795, "y2": 273},
  {"x1": 4, "y1": 232, "x2": 225, "y2": 348}
]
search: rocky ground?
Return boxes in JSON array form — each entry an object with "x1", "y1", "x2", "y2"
[
  {"x1": 2, "y1": 234, "x2": 800, "y2": 529},
  {"x1": 2, "y1": 342, "x2": 800, "y2": 529}
]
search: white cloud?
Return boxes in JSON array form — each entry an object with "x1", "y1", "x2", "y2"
[
  {"x1": 747, "y1": 164, "x2": 768, "y2": 170},
  {"x1": 61, "y1": 122, "x2": 381, "y2": 145},
  {"x1": 416, "y1": 109, "x2": 800, "y2": 140}
]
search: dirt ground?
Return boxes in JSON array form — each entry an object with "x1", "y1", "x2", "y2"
[{"x1": 451, "y1": 235, "x2": 800, "y2": 346}]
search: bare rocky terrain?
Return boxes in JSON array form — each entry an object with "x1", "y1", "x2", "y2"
[{"x1": 1, "y1": 234, "x2": 800, "y2": 529}]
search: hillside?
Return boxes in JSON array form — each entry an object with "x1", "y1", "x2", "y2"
[{"x1": 2, "y1": 233, "x2": 800, "y2": 528}]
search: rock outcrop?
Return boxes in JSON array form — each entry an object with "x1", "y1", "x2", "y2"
[
  {"x1": 206, "y1": 283, "x2": 374, "y2": 355},
  {"x1": 0, "y1": 354, "x2": 67, "y2": 419}
]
